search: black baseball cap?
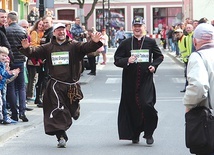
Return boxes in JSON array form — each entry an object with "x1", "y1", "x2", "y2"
[{"x1": 132, "y1": 16, "x2": 145, "y2": 25}]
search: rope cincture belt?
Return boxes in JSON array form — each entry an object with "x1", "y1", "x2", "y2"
[{"x1": 49, "y1": 77, "x2": 83, "y2": 118}]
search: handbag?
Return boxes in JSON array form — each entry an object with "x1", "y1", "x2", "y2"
[
  {"x1": 185, "y1": 51, "x2": 214, "y2": 154},
  {"x1": 185, "y1": 106, "x2": 214, "y2": 154}
]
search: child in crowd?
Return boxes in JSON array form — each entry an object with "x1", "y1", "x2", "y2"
[{"x1": 0, "y1": 46, "x2": 20, "y2": 124}]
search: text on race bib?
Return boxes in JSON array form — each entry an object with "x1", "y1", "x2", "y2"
[
  {"x1": 51, "y1": 51, "x2": 69, "y2": 66},
  {"x1": 131, "y1": 49, "x2": 149, "y2": 63}
]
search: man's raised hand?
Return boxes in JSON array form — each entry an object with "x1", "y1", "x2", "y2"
[{"x1": 91, "y1": 32, "x2": 102, "y2": 43}]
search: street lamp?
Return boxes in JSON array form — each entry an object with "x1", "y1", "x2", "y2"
[
  {"x1": 39, "y1": 0, "x2": 44, "y2": 18},
  {"x1": 102, "y1": 0, "x2": 105, "y2": 29}
]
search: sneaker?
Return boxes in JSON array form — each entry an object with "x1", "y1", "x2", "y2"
[
  {"x1": 57, "y1": 137, "x2": 66, "y2": 148},
  {"x1": 87, "y1": 72, "x2": 96, "y2": 76},
  {"x1": 100, "y1": 62, "x2": 106, "y2": 65},
  {"x1": 19, "y1": 114, "x2": 29, "y2": 122},
  {"x1": 3, "y1": 117, "x2": 17, "y2": 124},
  {"x1": 37, "y1": 103, "x2": 43, "y2": 108},
  {"x1": 25, "y1": 107, "x2": 33, "y2": 111}
]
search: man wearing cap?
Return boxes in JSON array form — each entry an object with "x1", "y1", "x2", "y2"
[
  {"x1": 114, "y1": 16, "x2": 164, "y2": 145},
  {"x1": 174, "y1": 28, "x2": 189, "y2": 92},
  {"x1": 20, "y1": 23, "x2": 103, "y2": 148},
  {"x1": 175, "y1": 28, "x2": 185, "y2": 57},
  {"x1": 183, "y1": 23, "x2": 214, "y2": 155}
]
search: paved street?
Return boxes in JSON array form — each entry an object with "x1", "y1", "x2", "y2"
[{"x1": 0, "y1": 48, "x2": 191, "y2": 155}]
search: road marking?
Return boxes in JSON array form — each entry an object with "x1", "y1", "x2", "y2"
[
  {"x1": 74, "y1": 111, "x2": 116, "y2": 126},
  {"x1": 82, "y1": 98, "x2": 120, "y2": 104},
  {"x1": 105, "y1": 78, "x2": 121, "y2": 84},
  {"x1": 172, "y1": 78, "x2": 185, "y2": 83}
]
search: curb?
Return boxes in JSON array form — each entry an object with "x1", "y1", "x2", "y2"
[
  {"x1": 0, "y1": 105, "x2": 43, "y2": 145},
  {"x1": 167, "y1": 52, "x2": 184, "y2": 68}
]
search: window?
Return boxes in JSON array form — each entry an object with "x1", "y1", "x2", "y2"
[
  {"x1": 153, "y1": 7, "x2": 182, "y2": 34},
  {"x1": 133, "y1": 8, "x2": 144, "y2": 18},
  {"x1": 96, "y1": 8, "x2": 125, "y2": 32}
]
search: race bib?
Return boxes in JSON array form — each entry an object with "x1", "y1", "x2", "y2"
[
  {"x1": 131, "y1": 49, "x2": 149, "y2": 63},
  {"x1": 51, "y1": 51, "x2": 69, "y2": 66}
]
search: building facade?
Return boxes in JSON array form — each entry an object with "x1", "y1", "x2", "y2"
[
  {"x1": 28, "y1": 0, "x2": 182, "y2": 35},
  {"x1": 0, "y1": 0, "x2": 29, "y2": 19},
  {"x1": 183, "y1": 0, "x2": 214, "y2": 22}
]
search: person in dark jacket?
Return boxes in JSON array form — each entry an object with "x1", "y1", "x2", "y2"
[
  {"x1": 27, "y1": 7, "x2": 39, "y2": 26},
  {"x1": 6, "y1": 11, "x2": 28, "y2": 122},
  {"x1": 0, "y1": 9, "x2": 13, "y2": 61},
  {"x1": 114, "y1": 16, "x2": 164, "y2": 145},
  {"x1": 0, "y1": 9, "x2": 7, "y2": 35},
  {"x1": 34, "y1": 15, "x2": 53, "y2": 107},
  {"x1": 20, "y1": 23, "x2": 103, "y2": 148}
]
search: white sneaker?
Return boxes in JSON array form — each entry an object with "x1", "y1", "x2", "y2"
[
  {"x1": 57, "y1": 137, "x2": 66, "y2": 148},
  {"x1": 4, "y1": 117, "x2": 17, "y2": 124}
]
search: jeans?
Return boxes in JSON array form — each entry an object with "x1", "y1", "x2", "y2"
[
  {"x1": 2, "y1": 84, "x2": 8, "y2": 120},
  {"x1": 6, "y1": 62, "x2": 26, "y2": 120},
  {"x1": 168, "y1": 38, "x2": 175, "y2": 51},
  {"x1": 111, "y1": 36, "x2": 116, "y2": 48},
  {"x1": 26, "y1": 65, "x2": 38, "y2": 98},
  {"x1": 174, "y1": 41, "x2": 180, "y2": 56}
]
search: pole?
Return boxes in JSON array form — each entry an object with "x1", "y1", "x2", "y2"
[
  {"x1": 39, "y1": 0, "x2": 45, "y2": 18},
  {"x1": 102, "y1": 0, "x2": 105, "y2": 29},
  {"x1": 108, "y1": 0, "x2": 110, "y2": 47}
]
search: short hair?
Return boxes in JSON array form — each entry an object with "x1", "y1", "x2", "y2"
[
  {"x1": 7, "y1": 11, "x2": 18, "y2": 21},
  {"x1": 0, "y1": 9, "x2": 6, "y2": 13},
  {"x1": 75, "y1": 17, "x2": 80, "y2": 21},
  {"x1": 42, "y1": 15, "x2": 53, "y2": 21},
  {"x1": 0, "y1": 46, "x2": 9, "y2": 55},
  {"x1": 18, "y1": 19, "x2": 29, "y2": 26}
]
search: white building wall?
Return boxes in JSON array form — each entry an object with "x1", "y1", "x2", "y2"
[
  {"x1": 193, "y1": 0, "x2": 214, "y2": 21},
  {"x1": 36, "y1": 0, "x2": 181, "y2": 4}
]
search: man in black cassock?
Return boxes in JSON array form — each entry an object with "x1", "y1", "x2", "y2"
[{"x1": 114, "y1": 16, "x2": 164, "y2": 145}]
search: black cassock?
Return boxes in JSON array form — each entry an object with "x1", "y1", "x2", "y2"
[{"x1": 114, "y1": 36, "x2": 164, "y2": 140}]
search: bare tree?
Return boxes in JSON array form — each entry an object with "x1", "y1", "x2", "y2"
[{"x1": 68, "y1": 0, "x2": 99, "y2": 29}]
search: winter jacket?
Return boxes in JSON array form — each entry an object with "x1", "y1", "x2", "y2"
[
  {"x1": 6, "y1": 22, "x2": 27, "y2": 63},
  {"x1": 183, "y1": 43, "x2": 214, "y2": 110}
]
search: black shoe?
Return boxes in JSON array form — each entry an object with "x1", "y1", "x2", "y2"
[
  {"x1": 146, "y1": 137, "x2": 154, "y2": 145},
  {"x1": 25, "y1": 107, "x2": 33, "y2": 111},
  {"x1": 73, "y1": 112, "x2": 80, "y2": 120},
  {"x1": 34, "y1": 98, "x2": 43, "y2": 105},
  {"x1": 19, "y1": 114, "x2": 29, "y2": 122},
  {"x1": 11, "y1": 116, "x2": 18, "y2": 122},
  {"x1": 180, "y1": 89, "x2": 186, "y2": 93},
  {"x1": 87, "y1": 72, "x2": 96, "y2": 76},
  {"x1": 132, "y1": 139, "x2": 139, "y2": 144},
  {"x1": 132, "y1": 134, "x2": 140, "y2": 144},
  {"x1": 37, "y1": 103, "x2": 43, "y2": 108}
]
